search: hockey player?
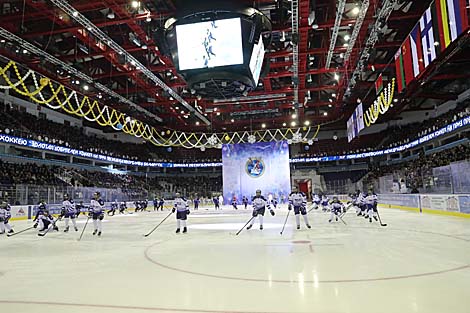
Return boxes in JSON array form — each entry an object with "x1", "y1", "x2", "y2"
[
  {"x1": 119, "y1": 201, "x2": 127, "y2": 214},
  {"x1": 75, "y1": 201, "x2": 85, "y2": 218},
  {"x1": 193, "y1": 196, "x2": 200, "y2": 210},
  {"x1": 158, "y1": 198, "x2": 165, "y2": 211},
  {"x1": 89, "y1": 192, "x2": 105, "y2": 236},
  {"x1": 153, "y1": 198, "x2": 158, "y2": 211},
  {"x1": 246, "y1": 190, "x2": 275, "y2": 230},
  {"x1": 213, "y1": 196, "x2": 220, "y2": 210},
  {"x1": 312, "y1": 193, "x2": 321, "y2": 210},
  {"x1": 288, "y1": 187, "x2": 311, "y2": 229},
  {"x1": 231, "y1": 196, "x2": 238, "y2": 210},
  {"x1": 33, "y1": 201, "x2": 47, "y2": 230},
  {"x1": 60, "y1": 194, "x2": 78, "y2": 232},
  {"x1": 0, "y1": 201, "x2": 13, "y2": 235},
  {"x1": 356, "y1": 191, "x2": 366, "y2": 216},
  {"x1": 242, "y1": 196, "x2": 248, "y2": 209},
  {"x1": 320, "y1": 194, "x2": 330, "y2": 212},
  {"x1": 172, "y1": 193, "x2": 190, "y2": 233},
  {"x1": 34, "y1": 209, "x2": 59, "y2": 232},
  {"x1": 364, "y1": 190, "x2": 379, "y2": 223},
  {"x1": 271, "y1": 195, "x2": 279, "y2": 209},
  {"x1": 108, "y1": 200, "x2": 118, "y2": 216},
  {"x1": 329, "y1": 197, "x2": 344, "y2": 223}
]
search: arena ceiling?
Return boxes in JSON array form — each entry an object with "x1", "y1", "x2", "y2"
[{"x1": 1, "y1": 0, "x2": 469, "y2": 133}]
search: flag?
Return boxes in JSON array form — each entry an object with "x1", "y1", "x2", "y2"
[
  {"x1": 375, "y1": 73, "x2": 384, "y2": 94},
  {"x1": 394, "y1": 49, "x2": 405, "y2": 93},
  {"x1": 410, "y1": 24, "x2": 425, "y2": 77},
  {"x1": 434, "y1": 0, "x2": 451, "y2": 51},
  {"x1": 401, "y1": 36, "x2": 414, "y2": 85},
  {"x1": 356, "y1": 102, "x2": 365, "y2": 132},
  {"x1": 420, "y1": 8, "x2": 437, "y2": 68},
  {"x1": 446, "y1": 0, "x2": 464, "y2": 42}
]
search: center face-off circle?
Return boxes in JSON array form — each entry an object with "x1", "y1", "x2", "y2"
[{"x1": 144, "y1": 227, "x2": 470, "y2": 284}]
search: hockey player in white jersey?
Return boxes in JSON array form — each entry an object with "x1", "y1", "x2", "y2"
[
  {"x1": 32, "y1": 201, "x2": 47, "y2": 230},
  {"x1": 172, "y1": 193, "x2": 190, "y2": 233},
  {"x1": 311, "y1": 193, "x2": 321, "y2": 210},
  {"x1": 356, "y1": 191, "x2": 366, "y2": 216},
  {"x1": 329, "y1": 197, "x2": 345, "y2": 223},
  {"x1": 246, "y1": 190, "x2": 275, "y2": 231},
  {"x1": 364, "y1": 190, "x2": 379, "y2": 223},
  {"x1": 34, "y1": 209, "x2": 59, "y2": 232},
  {"x1": 89, "y1": 192, "x2": 105, "y2": 236},
  {"x1": 320, "y1": 194, "x2": 330, "y2": 212},
  {"x1": 60, "y1": 194, "x2": 78, "y2": 232},
  {"x1": 0, "y1": 201, "x2": 13, "y2": 235},
  {"x1": 288, "y1": 187, "x2": 311, "y2": 229}
]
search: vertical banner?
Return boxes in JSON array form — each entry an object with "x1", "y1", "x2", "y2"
[{"x1": 222, "y1": 141, "x2": 291, "y2": 204}]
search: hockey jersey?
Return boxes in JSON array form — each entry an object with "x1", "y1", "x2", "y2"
[
  {"x1": 174, "y1": 197, "x2": 189, "y2": 212},
  {"x1": 90, "y1": 199, "x2": 105, "y2": 213},
  {"x1": 289, "y1": 192, "x2": 307, "y2": 208},
  {"x1": 63, "y1": 199, "x2": 76, "y2": 214},
  {"x1": 251, "y1": 195, "x2": 268, "y2": 210}
]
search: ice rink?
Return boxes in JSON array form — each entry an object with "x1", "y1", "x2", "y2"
[{"x1": 1, "y1": 205, "x2": 470, "y2": 313}]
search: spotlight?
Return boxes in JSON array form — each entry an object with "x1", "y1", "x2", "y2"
[
  {"x1": 304, "y1": 121, "x2": 310, "y2": 126},
  {"x1": 83, "y1": 85, "x2": 89, "y2": 91},
  {"x1": 291, "y1": 121, "x2": 296, "y2": 127},
  {"x1": 292, "y1": 114, "x2": 297, "y2": 119},
  {"x1": 261, "y1": 123, "x2": 266, "y2": 128},
  {"x1": 131, "y1": 1, "x2": 140, "y2": 9},
  {"x1": 72, "y1": 11, "x2": 78, "y2": 17},
  {"x1": 196, "y1": 121, "x2": 200, "y2": 126},
  {"x1": 334, "y1": 73, "x2": 340, "y2": 81},
  {"x1": 344, "y1": 34, "x2": 350, "y2": 41},
  {"x1": 282, "y1": 123, "x2": 287, "y2": 127},
  {"x1": 323, "y1": 112, "x2": 328, "y2": 116},
  {"x1": 352, "y1": 6, "x2": 360, "y2": 15}
]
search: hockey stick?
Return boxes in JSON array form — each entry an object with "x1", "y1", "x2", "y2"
[
  {"x1": 7, "y1": 226, "x2": 34, "y2": 237},
  {"x1": 235, "y1": 216, "x2": 255, "y2": 236},
  {"x1": 376, "y1": 209, "x2": 387, "y2": 227},
  {"x1": 38, "y1": 217, "x2": 62, "y2": 237},
  {"x1": 339, "y1": 203, "x2": 353, "y2": 218},
  {"x1": 307, "y1": 204, "x2": 318, "y2": 214},
  {"x1": 77, "y1": 216, "x2": 91, "y2": 241},
  {"x1": 337, "y1": 213, "x2": 347, "y2": 225},
  {"x1": 280, "y1": 210, "x2": 291, "y2": 235},
  {"x1": 144, "y1": 211, "x2": 173, "y2": 237}
]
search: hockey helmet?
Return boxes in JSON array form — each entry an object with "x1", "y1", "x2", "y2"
[
  {"x1": 255, "y1": 189, "x2": 262, "y2": 195},
  {"x1": 0, "y1": 201, "x2": 7, "y2": 208},
  {"x1": 94, "y1": 192, "x2": 101, "y2": 199},
  {"x1": 63, "y1": 193, "x2": 69, "y2": 200},
  {"x1": 175, "y1": 192, "x2": 181, "y2": 198}
]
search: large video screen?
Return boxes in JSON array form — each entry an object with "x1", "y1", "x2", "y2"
[
  {"x1": 222, "y1": 141, "x2": 291, "y2": 205},
  {"x1": 176, "y1": 18, "x2": 244, "y2": 70},
  {"x1": 249, "y1": 34, "x2": 265, "y2": 85}
]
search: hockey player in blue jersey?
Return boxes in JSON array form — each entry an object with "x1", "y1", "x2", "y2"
[
  {"x1": 213, "y1": 196, "x2": 220, "y2": 210},
  {"x1": 60, "y1": 194, "x2": 78, "y2": 232},
  {"x1": 246, "y1": 190, "x2": 275, "y2": 230},
  {"x1": 193, "y1": 196, "x2": 200, "y2": 210},
  {"x1": 89, "y1": 192, "x2": 105, "y2": 236},
  {"x1": 288, "y1": 187, "x2": 311, "y2": 229},
  {"x1": 242, "y1": 196, "x2": 248, "y2": 209},
  {"x1": 33, "y1": 201, "x2": 47, "y2": 230},
  {"x1": 172, "y1": 192, "x2": 190, "y2": 233},
  {"x1": 329, "y1": 197, "x2": 345, "y2": 223},
  {"x1": 231, "y1": 196, "x2": 238, "y2": 210},
  {"x1": 108, "y1": 199, "x2": 118, "y2": 216},
  {"x1": 0, "y1": 201, "x2": 13, "y2": 235}
]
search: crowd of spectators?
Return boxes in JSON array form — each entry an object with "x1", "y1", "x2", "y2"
[
  {"x1": 0, "y1": 160, "x2": 65, "y2": 186},
  {"x1": 367, "y1": 143, "x2": 470, "y2": 190}
]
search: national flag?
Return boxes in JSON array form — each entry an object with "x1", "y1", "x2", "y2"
[
  {"x1": 356, "y1": 102, "x2": 365, "y2": 132},
  {"x1": 420, "y1": 8, "x2": 437, "y2": 68},
  {"x1": 402, "y1": 36, "x2": 414, "y2": 85},
  {"x1": 394, "y1": 49, "x2": 405, "y2": 93},
  {"x1": 375, "y1": 73, "x2": 384, "y2": 94},
  {"x1": 410, "y1": 24, "x2": 425, "y2": 77},
  {"x1": 446, "y1": 0, "x2": 464, "y2": 42},
  {"x1": 434, "y1": 0, "x2": 451, "y2": 51}
]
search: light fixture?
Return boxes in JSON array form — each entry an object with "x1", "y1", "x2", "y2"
[
  {"x1": 213, "y1": 107, "x2": 218, "y2": 112},
  {"x1": 343, "y1": 43, "x2": 348, "y2": 47},
  {"x1": 393, "y1": 98, "x2": 398, "y2": 103},
  {"x1": 291, "y1": 121, "x2": 296, "y2": 127},
  {"x1": 83, "y1": 85, "x2": 89, "y2": 91},
  {"x1": 180, "y1": 110, "x2": 184, "y2": 114},
  {"x1": 141, "y1": 44, "x2": 148, "y2": 50},
  {"x1": 344, "y1": 34, "x2": 350, "y2": 41},
  {"x1": 106, "y1": 10, "x2": 115, "y2": 19},
  {"x1": 339, "y1": 53, "x2": 344, "y2": 58},
  {"x1": 131, "y1": 1, "x2": 140, "y2": 9},
  {"x1": 175, "y1": 106, "x2": 179, "y2": 110},
  {"x1": 323, "y1": 112, "x2": 328, "y2": 116},
  {"x1": 216, "y1": 112, "x2": 221, "y2": 116},
  {"x1": 231, "y1": 119, "x2": 235, "y2": 123},
  {"x1": 145, "y1": 16, "x2": 152, "y2": 22},
  {"x1": 169, "y1": 96, "x2": 174, "y2": 100},
  {"x1": 282, "y1": 122, "x2": 287, "y2": 127},
  {"x1": 72, "y1": 11, "x2": 78, "y2": 17},
  {"x1": 304, "y1": 121, "x2": 310, "y2": 126},
  {"x1": 334, "y1": 73, "x2": 340, "y2": 81},
  {"x1": 329, "y1": 98, "x2": 333, "y2": 103},
  {"x1": 352, "y1": 6, "x2": 360, "y2": 15},
  {"x1": 292, "y1": 114, "x2": 297, "y2": 119},
  {"x1": 328, "y1": 104, "x2": 333, "y2": 108},
  {"x1": 196, "y1": 121, "x2": 200, "y2": 126},
  {"x1": 332, "y1": 93, "x2": 336, "y2": 97},
  {"x1": 261, "y1": 123, "x2": 266, "y2": 128}
]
